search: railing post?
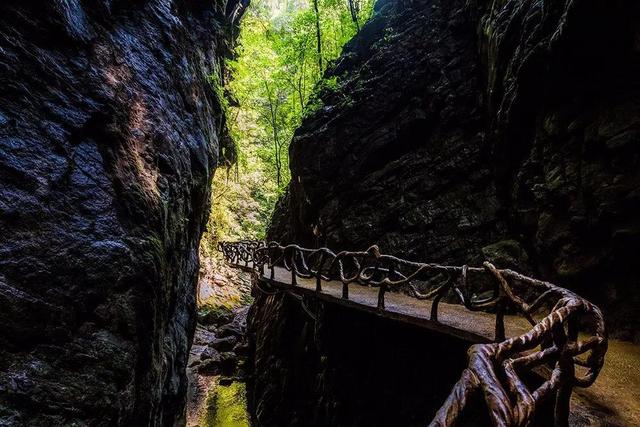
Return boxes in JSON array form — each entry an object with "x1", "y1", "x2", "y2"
[
  {"x1": 316, "y1": 253, "x2": 323, "y2": 292},
  {"x1": 553, "y1": 319, "x2": 576, "y2": 427},
  {"x1": 554, "y1": 363, "x2": 573, "y2": 427},
  {"x1": 378, "y1": 263, "x2": 397, "y2": 309},
  {"x1": 342, "y1": 282, "x2": 349, "y2": 299},
  {"x1": 431, "y1": 293, "x2": 443, "y2": 322},
  {"x1": 377, "y1": 284, "x2": 386, "y2": 310},
  {"x1": 431, "y1": 275, "x2": 454, "y2": 322}
]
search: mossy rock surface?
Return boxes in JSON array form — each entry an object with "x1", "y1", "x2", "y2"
[
  {"x1": 204, "y1": 381, "x2": 249, "y2": 427},
  {"x1": 198, "y1": 304, "x2": 235, "y2": 326}
]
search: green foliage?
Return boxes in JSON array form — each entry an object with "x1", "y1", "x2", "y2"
[{"x1": 201, "y1": 0, "x2": 375, "y2": 251}]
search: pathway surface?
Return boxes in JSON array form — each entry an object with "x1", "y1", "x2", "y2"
[
  {"x1": 235, "y1": 262, "x2": 640, "y2": 426},
  {"x1": 259, "y1": 264, "x2": 532, "y2": 343}
]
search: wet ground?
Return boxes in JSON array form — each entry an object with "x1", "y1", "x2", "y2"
[
  {"x1": 186, "y1": 262, "x2": 252, "y2": 427},
  {"x1": 186, "y1": 325, "x2": 250, "y2": 427}
]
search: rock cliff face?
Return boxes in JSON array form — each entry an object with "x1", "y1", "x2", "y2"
[
  {"x1": 269, "y1": 0, "x2": 640, "y2": 341},
  {"x1": 0, "y1": 1, "x2": 241, "y2": 424}
]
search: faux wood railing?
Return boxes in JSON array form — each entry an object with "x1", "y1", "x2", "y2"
[{"x1": 218, "y1": 240, "x2": 607, "y2": 427}]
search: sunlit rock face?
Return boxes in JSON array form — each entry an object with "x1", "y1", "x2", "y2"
[
  {"x1": 269, "y1": 0, "x2": 640, "y2": 341},
  {"x1": 0, "y1": 0, "x2": 240, "y2": 424}
]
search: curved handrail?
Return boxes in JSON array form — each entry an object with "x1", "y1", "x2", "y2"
[{"x1": 218, "y1": 240, "x2": 607, "y2": 426}]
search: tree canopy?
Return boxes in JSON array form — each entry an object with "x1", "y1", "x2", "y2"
[{"x1": 202, "y1": 0, "x2": 374, "y2": 248}]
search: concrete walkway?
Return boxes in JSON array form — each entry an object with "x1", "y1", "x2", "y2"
[{"x1": 259, "y1": 264, "x2": 532, "y2": 343}]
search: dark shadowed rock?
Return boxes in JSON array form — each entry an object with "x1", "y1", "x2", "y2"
[
  {"x1": 233, "y1": 341, "x2": 250, "y2": 357},
  {"x1": 217, "y1": 322, "x2": 245, "y2": 339},
  {"x1": 219, "y1": 376, "x2": 235, "y2": 386},
  {"x1": 216, "y1": 305, "x2": 248, "y2": 338},
  {"x1": 0, "y1": 0, "x2": 244, "y2": 424},
  {"x1": 219, "y1": 352, "x2": 238, "y2": 376},
  {"x1": 188, "y1": 358, "x2": 202, "y2": 368},
  {"x1": 271, "y1": 0, "x2": 504, "y2": 262},
  {"x1": 269, "y1": 0, "x2": 640, "y2": 341},
  {"x1": 201, "y1": 346, "x2": 222, "y2": 362},
  {"x1": 254, "y1": 0, "x2": 640, "y2": 424},
  {"x1": 194, "y1": 325, "x2": 218, "y2": 346},
  {"x1": 481, "y1": 240, "x2": 530, "y2": 272},
  {"x1": 198, "y1": 358, "x2": 222, "y2": 376},
  {"x1": 210, "y1": 335, "x2": 238, "y2": 352}
]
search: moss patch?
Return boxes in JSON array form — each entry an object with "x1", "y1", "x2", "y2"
[
  {"x1": 203, "y1": 381, "x2": 249, "y2": 427},
  {"x1": 198, "y1": 303, "x2": 235, "y2": 325}
]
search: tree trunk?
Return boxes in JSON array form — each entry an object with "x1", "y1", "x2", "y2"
[
  {"x1": 313, "y1": 0, "x2": 323, "y2": 75},
  {"x1": 298, "y1": 46, "x2": 307, "y2": 113},
  {"x1": 347, "y1": 0, "x2": 360, "y2": 31},
  {"x1": 264, "y1": 80, "x2": 282, "y2": 186}
]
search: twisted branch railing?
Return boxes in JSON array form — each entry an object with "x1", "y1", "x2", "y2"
[{"x1": 218, "y1": 240, "x2": 607, "y2": 427}]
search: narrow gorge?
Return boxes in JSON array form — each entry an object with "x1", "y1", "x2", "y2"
[{"x1": 1, "y1": 0, "x2": 639, "y2": 426}]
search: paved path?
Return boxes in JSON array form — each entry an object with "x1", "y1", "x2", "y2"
[{"x1": 252, "y1": 264, "x2": 532, "y2": 344}]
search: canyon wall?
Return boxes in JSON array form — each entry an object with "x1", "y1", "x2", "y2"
[
  {"x1": 269, "y1": 0, "x2": 640, "y2": 341},
  {"x1": 0, "y1": 0, "x2": 241, "y2": 424},
  {"x1": 253, "y1": 0, "x2": 640, "y2": 424}
]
